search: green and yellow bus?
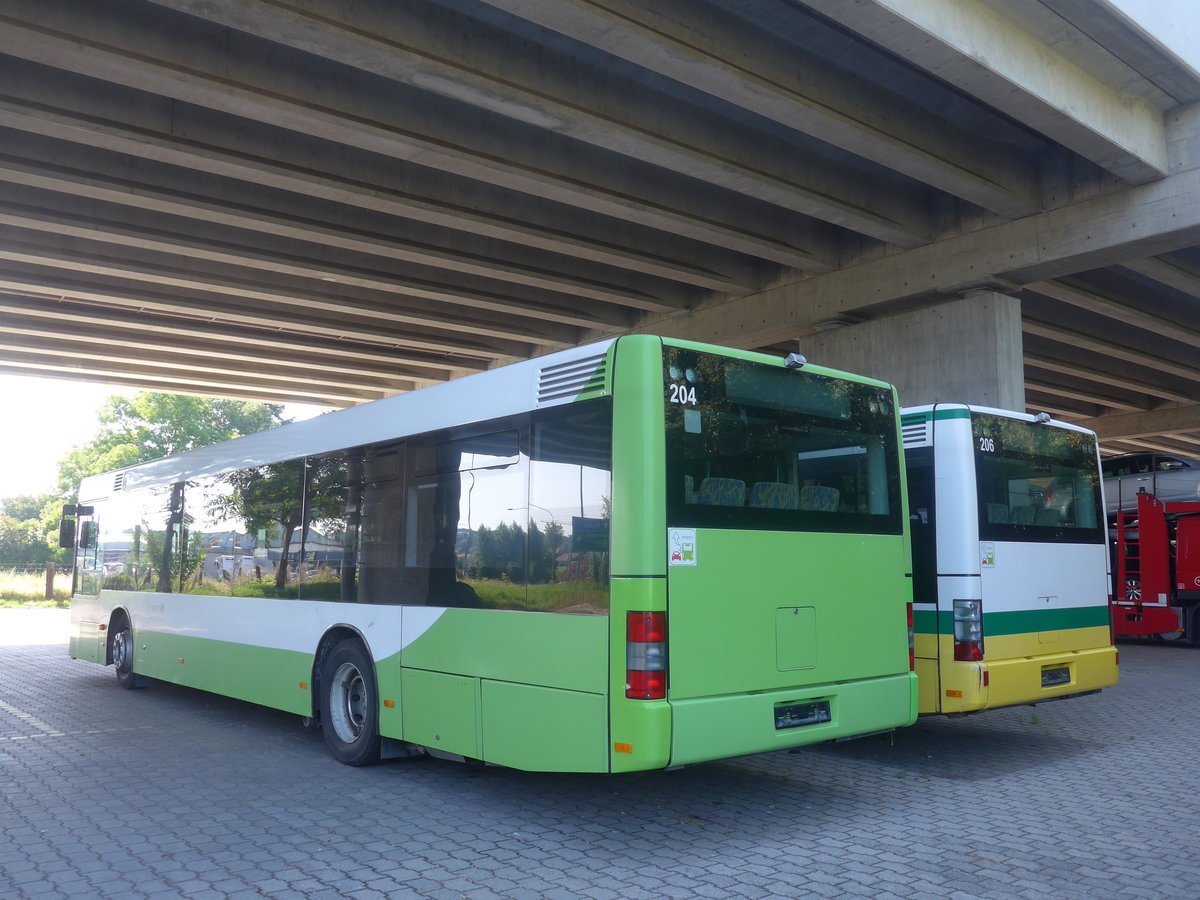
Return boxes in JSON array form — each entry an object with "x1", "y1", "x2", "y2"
[
  {"x1": 902, "y1": 404, "x2": 1118, "y2": 714},
  {"x1": 66, "y1": 336, "x2": 917, "y2": 772}
]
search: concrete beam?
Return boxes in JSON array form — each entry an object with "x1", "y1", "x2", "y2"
[
  {"x1": 0, "y1": 293, "x2": 479, "y2": 377},
  {"x1": 0, "y1": 330, "x2": 419, "y2": 395},
  {"x1": 1119, "y1": 255, "x2": 1200, "y2": 298},
  {"x1": 481, "y1": 0, "x2": 1040, "y2": 217},
  {"x1": 0, "y1": 346, "x2": 395, "y2": 405},
  {"x1": 632, "y1": 160, "x2": 1200, "y2": 347},
  {"x1": 1022, "y1": 316, "x2": 1200, "y2": 384},
  {"x1": 0, "y1": 137, "x2": 691, "y2": 315},
  {"x1": 0, "y1": 3, "x2": 841, "y2": 268},
  {"x1": 1026, "y1": 279, "x2": 1200, "y2": 348},
  {"x1": 803, "y1": 0, "x2": 1168, "y2": 183},
  {"x1": 1023, "y1": 347, "x2": 1198, "y2": 404},
  {"x1": 0, "y1": 208, "x2": 599, "y2": 342},
  {"x1": 1024, "y1": 371, "x2": 1146, "y2": 412},
  {"x1": 1081, "y1": 404, "x2": 1200, "y2": 440},
  {"x1": 0, "y1": 69, "x2": 756, "y2": 293},
  {"x1": 1038, "y1": 0, "x2": 1200, "y2": 105},
  {"x1": 151, "y1": 0, "x2": 932, "y2": 246},
  {"x1": 0, "y1": 266, "x2": 529, "y2": 361}
]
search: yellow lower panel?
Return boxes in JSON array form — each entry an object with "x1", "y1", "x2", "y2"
[{"x1": 923, "y1": 628, "x2": 1117, "y2": 714}]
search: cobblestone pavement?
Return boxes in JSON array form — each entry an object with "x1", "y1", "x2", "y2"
[{"x1": 2, "y1": 609, "x2": 1198, "y2": 899}]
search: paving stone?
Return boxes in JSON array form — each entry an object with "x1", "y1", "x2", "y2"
[{"x1": 1, "y1": 615, "x2": 1199, "y2": 900}]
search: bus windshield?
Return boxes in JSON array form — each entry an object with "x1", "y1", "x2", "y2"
[
  {"x1": 664, "y1": 346, "x2": 902, "y2": 533},
  {"x1": 973, "y1": 413, "x2": 1103, "y2": 543}
]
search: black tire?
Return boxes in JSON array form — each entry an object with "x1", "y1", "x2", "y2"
[
  {"x1": 111, "y1": 619, "x2": 144, "y2": 690},
  {"x1": 320, "y1": 639, "x2": 381, "y2": 766}
]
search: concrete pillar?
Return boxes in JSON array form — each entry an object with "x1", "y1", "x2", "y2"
[{"x1": 797, "y1": 292, "x2": 1025, "y2": 411}]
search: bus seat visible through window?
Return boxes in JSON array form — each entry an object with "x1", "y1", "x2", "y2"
[
  {"x1": 698, "y1": 477, "x2": 746, "y2": 507},
  {"x1": 1010, "y1": 505, "x2": 1036, "y2": 525},
  {"x1": 749, "y1": 482, "x2": 799, "y2": 510},
  {"x1": 1034, "y1": 507, "x2": 1062, "y2": 526},
  {"x1": 798, "y1": 485, "x2": 839, "y2": 512},
  {"x1": 986, "y1": 502, "x2": 1010, "y2": 524}
]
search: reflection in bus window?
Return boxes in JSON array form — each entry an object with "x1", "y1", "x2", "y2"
[
  {"x1": 528, "y1": 404, "x2": 612, "y2": 614},
  {"x1": 664, "y1": 349, "x2": 900, "y2": 534},
  {"x1": 973, "y1": 414, "x2": 1103, "y2": 543}
]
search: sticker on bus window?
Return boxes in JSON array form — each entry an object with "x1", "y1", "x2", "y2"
[
  {"x1": 669, "y1": 528, "x2": 697, "y2": 566},
  {"x1": 981, "y1": 542, "x2": 995, "y2": 568}
]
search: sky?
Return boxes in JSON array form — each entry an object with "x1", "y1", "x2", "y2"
[{"x1": 0, "y1": 373, "x2": 328, "y2": 501}]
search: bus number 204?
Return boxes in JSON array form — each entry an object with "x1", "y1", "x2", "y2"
[{"x1": 669, "y1": 384, "x2": 698, "y2": 405}]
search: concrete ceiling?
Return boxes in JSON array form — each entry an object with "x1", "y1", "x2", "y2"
[{"x1": 1, "y1": 0, "x2": 1198, "y2": 457}]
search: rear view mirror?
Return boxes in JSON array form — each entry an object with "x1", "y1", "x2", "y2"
[
  {"x1": 80, "y1": 520, "x2": 98, "y2": 550},
  {"x1": 58, "y1": 518, "x2": 76, "y2": 549}
]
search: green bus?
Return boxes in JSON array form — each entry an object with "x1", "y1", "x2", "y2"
[{"x1": 65, "y1": 335, "x2": 917, "y2": 772}]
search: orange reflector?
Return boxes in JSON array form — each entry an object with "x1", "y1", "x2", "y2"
[
  {"x1": 299, "y1": 682, "x2": 308, "y2": 690},
  {"x1": 945, "y1": 689, "x2": 963, "y2": 697},
  {"x1": 383, "y1": 699, "x2": 395, "y2": 708},
  {"x1": 614, "y1": 742, "x2": 633, "y2": 754},
  {"x1": 98, "y1": 624, "x2": 106, "y2": 631}
]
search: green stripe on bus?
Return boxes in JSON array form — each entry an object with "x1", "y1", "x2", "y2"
[
  {"x1": 916, "y1": 605, "x2": 1110, "y2": 636},
  {"x1": 901, "y1": 408, "x2": 971, "y2": 425}
]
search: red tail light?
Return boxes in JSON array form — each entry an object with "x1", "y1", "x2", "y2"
[
  {"x1": 907, "y1": 602, "x2": 915, "y2": 671},
  {"x1": 626, "y1": 611, "x2": 666, "y2": 700},
  {"x1": 952, "y1": 599, "x2": 984, "y2": 662},
  {"x1": 954, "y1": 641, "x2": 984, "y2": 662}
]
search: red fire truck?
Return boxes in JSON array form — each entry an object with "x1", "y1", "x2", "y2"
[{"x1": 1111, "y1": 491, "x2": 1200, "y2": 643}]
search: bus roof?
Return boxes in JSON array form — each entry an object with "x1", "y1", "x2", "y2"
[{"x1": 899, "y1": 403, "x2": 1097, "y2": 437}]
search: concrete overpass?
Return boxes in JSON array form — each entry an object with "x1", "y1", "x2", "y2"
[{"x1": 1, "y1": 0, "x2": 1198, "y2": 457}]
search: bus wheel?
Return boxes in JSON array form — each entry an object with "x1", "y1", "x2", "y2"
[
  {"x1": 320, "y1": 639, "x2": 381, "y2": 766},
  {"x1": 112, "y1": 622, "x2": 143, "y2": 690}
]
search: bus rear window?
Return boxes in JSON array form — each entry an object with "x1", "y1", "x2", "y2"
[
  {"x1": 973, "y1": 414, "x2": 1103, "y2": 543},
  {"x1": 664, "y1": 348, "x2": 902, "y2": 534}
]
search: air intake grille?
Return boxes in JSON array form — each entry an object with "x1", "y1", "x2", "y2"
[
  {"x1": 113, "y1": 472, "x2": 126, "y2": 492},
  {"x1": 901, "y1": 420, "x2": 931, "y2": 447},
  {"x1": 537, "y1": 352, "x2": 608, "y2": 405}
]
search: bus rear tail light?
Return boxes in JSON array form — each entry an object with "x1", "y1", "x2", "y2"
[
  {"x1": 953, "y1": 599, "x2": 984, "y2": 662},
  {"x1": 626, "y1": 611, "x2": 666, "y2": 700},
  {"x1": 907, "y1": 603, "x2": 915, "y2": 671}
]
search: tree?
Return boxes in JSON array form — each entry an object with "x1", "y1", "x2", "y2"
[
  {"x1": 0, "y1": 495, "x2": 57, "y2": 567},
  {"x1": 21, "y1": 392, "x2": 287, "y2": 570},
  {"x1": 54, "y1": 393, "x2": 283, "y2": 499}
]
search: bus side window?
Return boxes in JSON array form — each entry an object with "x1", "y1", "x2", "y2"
[
  {"x1": 404, "y1": 428, "x2": 527, "y2": 609},
  {"x1": 905, "y1": 448, "x2": 936, "y2": 604}
]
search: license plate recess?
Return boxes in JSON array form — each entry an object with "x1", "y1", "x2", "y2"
[
  {"x1": 774, "y1": 699, "x2": 831, "y2": 730},
  {"x1": 1041, "y1": 665, "x2": 1071, "y2": 687}
]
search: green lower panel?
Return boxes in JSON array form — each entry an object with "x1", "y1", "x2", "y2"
[
  {"x1": 401, "y1": 668, "x2": 480, "y2": 759},
  {"x1": 670, "y1": 671, "x2": 917, "y2": 766},
  {"x1": 481, "y1": 680, "x2": 608, "y2": 773},
  {"x1": 402, "y1": 609, "x2": 608, "y2": 693},
  {"x1": 134, "y1": 630, "x2": 313, "y2": 716}
]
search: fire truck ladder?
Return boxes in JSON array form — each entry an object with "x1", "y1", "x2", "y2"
[{"x1": 1115, "y1": 507, "x2": 1140, "y2": 603}]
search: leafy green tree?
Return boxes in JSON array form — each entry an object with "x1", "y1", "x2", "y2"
[
  {"x1": 0, "y1": 495, "x2": 57, "y2": 567},
  {"x1": 34, "y1": 392, "x2": 285, "y2": 571},
  {"x1": 54, "y1": 393, "x2": 283, "y2": 498}
]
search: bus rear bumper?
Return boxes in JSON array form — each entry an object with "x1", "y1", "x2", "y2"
[
  {"x1": 668, "y1": 671, "x2": 917, "y2": 767},
  {"x1": 936, "y1": 644, "x2": 1118, "y2": 714}
]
